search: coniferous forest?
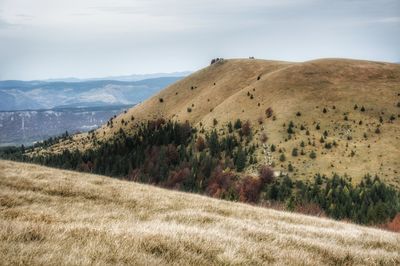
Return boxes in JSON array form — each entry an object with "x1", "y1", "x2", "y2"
[{"x1": 1, "y1": 118, "x2": 399, "y2": 225}]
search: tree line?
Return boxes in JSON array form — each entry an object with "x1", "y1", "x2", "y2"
[{"x1": 1, "y1": 118, "x2": 398, "y2": 225}]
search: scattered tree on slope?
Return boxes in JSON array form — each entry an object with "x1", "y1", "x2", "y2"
[{"x1": 1, "y1": 119, "x2": 399, "y2": 225}]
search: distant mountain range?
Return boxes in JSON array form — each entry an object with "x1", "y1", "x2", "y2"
[
  {"x1": 0, "y1": 76, "x2": 187, "y2": 111},
  {"x1": 43, "y1": 71, "x2": 192, "y2": 83}
]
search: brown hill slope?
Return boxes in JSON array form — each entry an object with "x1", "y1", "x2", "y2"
[
  {"x1": 1, "y1": 160, "x2": 399, "y2": 265},
  {"x1": 48, "y1": 58, "x2": 400, "y2": 185}
]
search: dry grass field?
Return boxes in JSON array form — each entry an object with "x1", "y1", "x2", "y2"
[
  {"x1": 41, "y1": 58, "x2": 400, "y2": 186},
  {"x1": 1, "y1": 160, "x2": 399, "y2": 265}
]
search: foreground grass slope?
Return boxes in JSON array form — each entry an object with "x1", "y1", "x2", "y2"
[{"x1": 1, "y1": 160, "x2": 399, "y2": 265}]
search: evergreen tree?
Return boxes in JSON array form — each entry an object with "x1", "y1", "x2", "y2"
[
  {"x1": 235, "y1": 145, "x2": 247, "y2": 172},
  {"x1": 234, "y1": 119, "x2": 242, "y2": 129},
  {"x1": 207, "y1": 130, "x2": 220, "y2": 156}
]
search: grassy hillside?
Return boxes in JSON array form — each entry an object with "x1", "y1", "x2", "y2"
[
  {"x1": 45, "y1": 58, "x2": 400, "y2": 185},
  {"x1": 0, "y1": 160, "x2": 399, "y2": 265}
]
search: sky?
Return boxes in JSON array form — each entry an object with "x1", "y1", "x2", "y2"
[{"x1": 0, "y1": 0, "x2": 399, "y2": 80}]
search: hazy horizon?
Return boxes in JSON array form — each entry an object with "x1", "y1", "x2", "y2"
[
  {"x1": 1, "y1": 0, "x2": 399, "y2": 80},
  {"x1": 0, "y1": 71, "x2": 192, "y2": 82}
]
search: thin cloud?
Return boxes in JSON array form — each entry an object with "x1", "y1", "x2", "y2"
[
  {"x1": 375, "y1": 17, "x2": 400, "y2": 23},
  {"x1": 15, "y1": 14, "x2": 34, "y2": 20},
  {"x1": 0, "y1": 17, "x2": 12, "y2": 28},
  {"x1": 89, "y1": 6, "x2": 145, "y2": 15}
]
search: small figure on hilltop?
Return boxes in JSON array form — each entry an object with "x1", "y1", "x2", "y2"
[{"x1": 210, "y1": 58, "x2": 224, "y2": 65}]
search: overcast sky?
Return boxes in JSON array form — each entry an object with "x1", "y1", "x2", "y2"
[{"x1": 0, "y1": 0, "x2": 399, "y2": 80}]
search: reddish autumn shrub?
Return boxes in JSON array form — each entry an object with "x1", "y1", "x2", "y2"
[
  {"x1": 260, "y1": 132, "x2": 268, "y2": 143},
  {"x1": 78, "y1": 161, "x2": 94, "y2": 172},
  {"x1": 265, "y1": 107, "x2": 273, "y2": 118},
  {"x1": 155, "y1": 118, "x2": 166, "y2": 128},
  {"x1": 145, "y1": 146, "x2": 160, "y2": 164},
  {"x1": 241, "y1": 120, "x2": 252, "y2": 137},
  {"x1": 147, "y1": 118, "x2": 166, "y2": 131},
  {"x1": 258, "y1": 165, "x2": 274, "y2": 184},
  {"x1": 77, "y1": 162, "x2": 92, "y2": 172},
  {"x1": 166, "y1": 144, "x2": 179, "y2": 165},
  {"x1": 143, "y1": 146, "x2": 160, "y2": 178},
  {"x1": 238, "y1": 175, "x2": 262, "y2": 203},
  {"x1": 294, "y1": 203, "x2": 325, "y2": 217},
  {"x1": 178, "y1": 121, "x2": 192, "y2": 141},
  {"x1": 166, "y1": 167, "x2": 191, "y2": 189},
  {"x1": 127, "y1": 168, "x2": 142, "y2": 182},
  {"x1": 206, "y1": 166, "x2": 237, "y2": 199},
  {"x1": 196, "y1": 136, "x2": 206, "y2": 152},
  {"x1": 382, "y1": 213, "x2": 400, "y2": 232}
]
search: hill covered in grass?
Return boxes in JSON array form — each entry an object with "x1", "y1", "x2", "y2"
[
  {"x1": 3, "y1": 57, "x2": 399, "y2": 226},
  {"x1": 0, "y1": 160, "x2": 399, "y2": 265},
  {"x1": 45, "y1": 58, "x2": 400, "y2": 185}
]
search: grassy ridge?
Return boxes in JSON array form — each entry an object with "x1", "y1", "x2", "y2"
[
  {"x1": 1, "y1": 160, "x2": 399, "y2": 265},
  {"x1": 45, "y1": 58, "x2": 400, "y2": 185}
]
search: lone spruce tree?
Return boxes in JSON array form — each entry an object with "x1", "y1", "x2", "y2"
[{"x1": 235, "y1": 146, "x2": 247, "y2": 172}]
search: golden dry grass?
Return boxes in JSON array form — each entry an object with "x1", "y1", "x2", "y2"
[
  {"x1": 42, "y1": 58, "x2": 400, "y2": 186},
  {"x1": 0, "y1": 160, "x2": 399, "y2": 265}
]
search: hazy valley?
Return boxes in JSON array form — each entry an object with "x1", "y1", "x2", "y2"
[
  {"x1": 0, "y1": 105, "x2": 130, "y2": 146},
  {"x1": 0, "y1": 76, "x2": 185, "y2": 146}
]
